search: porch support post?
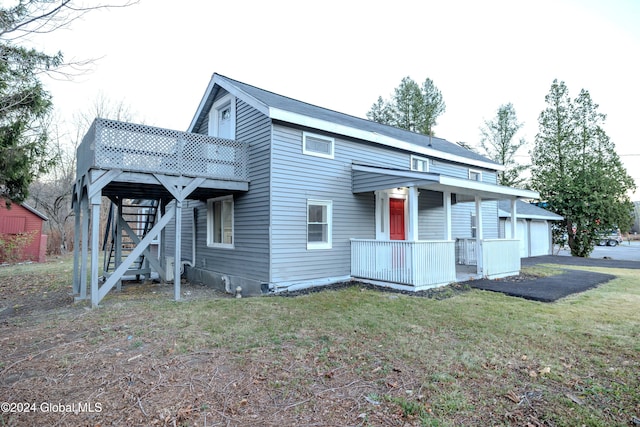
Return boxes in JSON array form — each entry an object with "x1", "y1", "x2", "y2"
[
  {"x1": 90, "y1": 195, "x2": 102, "y2": 307},
  {"x1": 79, "y1": 195, "x2": 90, "y2": 300},
  {"x1": 159, "y1": 200, "x2": 166, "y2": 282},
  {"x1": 72, "y1": 193, "x2": 81, "y2": 295},
  {"x1": 408, "y1": 186, "x2": 419, "y2": 241},
  {"x1": 475, "y1": 196, "x2": 483, "y2": 275},
  {"x1": 443, "y1": 191, "x2": 452, "y2": 240},
  {"x1": 115, "y1": 197, "x2": 123, "y2": 292},
  {"x1": 174, "y1": 200, "x2": 182, "y2": 301},
  {"x1": 510, "y1": 199, "x2": 517, "y2": 240}
]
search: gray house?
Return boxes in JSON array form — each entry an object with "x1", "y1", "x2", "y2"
[{"x1": 73, "y1": 74, "x2": 538, "y2": 306}]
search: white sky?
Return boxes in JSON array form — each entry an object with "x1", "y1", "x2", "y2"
[{"x1": 31, "y1": 0, "x2": 640, "y2": 198}]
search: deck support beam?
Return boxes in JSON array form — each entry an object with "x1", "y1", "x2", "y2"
[{"x1": 90, "y1": 197, "x2": 101, "y2": 307}]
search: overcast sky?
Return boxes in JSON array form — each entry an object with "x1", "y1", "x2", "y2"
[{"x1": 33, "y1": 0, "x2": 640, "y2": 197}]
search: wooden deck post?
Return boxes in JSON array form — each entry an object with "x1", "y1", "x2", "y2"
[
  {"x1": 79, "y1": 196, "x2": 89, "y2": 300},
  {"x1": 90, "y1": 197, "x2": 101, "y2": 307},
  {"x1": 174, "y1": 201, "x2": 182, "y2": 301},
  {"x1": 72, "y1": 192, "x2": 81, "y2": 295}
]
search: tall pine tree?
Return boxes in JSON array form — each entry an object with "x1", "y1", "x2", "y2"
[
  {"x1": 531, "y1": 80, "x2": 635, "y2": 257},
  {"x1": 479, "y1": 103, "x2": 528, "y2": 187},
  {"x1": 367, "y1": 76, "x2": 446, "y2": 136}
]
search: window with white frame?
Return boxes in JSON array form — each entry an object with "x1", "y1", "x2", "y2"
[
  {"x1": 208, "y1": 94, "x2": 236, "y2": 140},
  {"x1": 411, "y1": 155, "x2": 430, "y2": 172},
  {"x1": 302, "y1": 132, "x2": 334, "y2": 159},
  {"x1": 307, "y1": 200, "x2": 332, "y2": 249},
  {"x1": 207, "y1": 196, "x2": 234, "y2": 248},
  {"x1": 469, "y1": 169, "x2": 482, "y2": 181}
]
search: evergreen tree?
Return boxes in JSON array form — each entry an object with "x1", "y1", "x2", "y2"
[
  {"x1": 479, "y1": 103, "x2": 528, "y2": 187},
  {"x1": 367, "y1": 76, "x2": 446, "y2": 136},
  {"x1": 531, "y1": 80, "x2": 635, "y2": 257},
  {"x1": 0, "y1": 0, "x2": 135, "y2": 205}
]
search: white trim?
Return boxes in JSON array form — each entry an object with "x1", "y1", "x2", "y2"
[
  {"x1": 375, "y1": 189, "x2": 408, "y2": 240},
  {"x1": 410, "y1": 155, "x2": 430, "y2": 172},
  {"x1": 194, "y1": 75, "x2": 503, "y2": 170},
  {"x1": 208, "y1": 94, "x2": 236, "y2": 139},
  {"x1": 206, "y1": 195, "x2": 234, "y2": 249},
  {"x1": 307, "y1": 200, "x2": 332, "y2": 250},
  {"x1": 302, "y1": 131, "x2": 334, "y2": 159},
  {"x1": 193, "y1": 75, "x2": 503, "y2": 171},
  {"x1": 271, "y1": 107, "x2": 505, "y2": 171}
]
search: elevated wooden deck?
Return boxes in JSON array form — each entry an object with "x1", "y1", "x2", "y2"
[
  {"x1": 73, "y1": 118, "x2": 250, "y2": 307},
  {"x1": 76, "y1": 118, "x2": 249, "y2": 198}
]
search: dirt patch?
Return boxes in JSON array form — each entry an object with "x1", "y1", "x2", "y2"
[{"x1": 273, "y1": 280, "x2": 472, "y2": 299}]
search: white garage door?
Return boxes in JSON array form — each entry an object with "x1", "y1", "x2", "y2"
[
  {"x1": 505, "y1": 219, "x2": 528, "y2": 258},
  {"x1": 530, "y1": 221, "x2": 550, "y2": 256}
]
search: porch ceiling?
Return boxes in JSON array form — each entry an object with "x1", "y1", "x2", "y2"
[{"x1": 352, "y1": 164, "x2": 539, "y2": 201}]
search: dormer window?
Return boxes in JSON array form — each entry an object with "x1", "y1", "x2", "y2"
[{"x1": 208, "y1": 94, "x2": 236, "y2": 140}]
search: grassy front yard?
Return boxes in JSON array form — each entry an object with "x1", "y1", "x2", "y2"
[{"x1": 1, "y1": 256, "x2": 638, "y2": 426}]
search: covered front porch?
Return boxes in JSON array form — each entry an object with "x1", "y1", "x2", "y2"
[{"x1": 350, "y1": 164, "x2": 539, "y2": 289}]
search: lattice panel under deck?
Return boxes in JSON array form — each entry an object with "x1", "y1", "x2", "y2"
[{"x1": 79, "y1": 118, "x2": 248, "y2": 180}]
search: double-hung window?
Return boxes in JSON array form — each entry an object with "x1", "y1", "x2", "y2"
[
  {"x1": 307, "y1": 200, "x2": 332, "y2": 249},
  {"x1": 207, "y1": 196, "x2": 234, "y2": 248}
]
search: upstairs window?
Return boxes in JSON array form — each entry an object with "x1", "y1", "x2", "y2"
[
  {"x1": 469, "y1": 169, "x2": 482, "y2": 181},
  {"x1": 303, "y1": 132, "x2": 334, "y2": 159},
  {"x1": 208, "y1": 94, "x2": 236, "y2": 140},
  {"x1": 411, "y1": 155, "x2": 430, "y2": 172}
]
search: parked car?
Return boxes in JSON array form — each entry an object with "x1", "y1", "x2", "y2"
[{"x1": 597, "y1": 230, "x2": 623, "y2": 247}]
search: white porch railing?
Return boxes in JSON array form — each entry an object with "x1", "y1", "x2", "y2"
[
  {"x1": 351, "y1": 239, "x2": 456, "y2": 288},
  {"x1": 455, "y1": 238, "x2": 477, "y2": 265},
  {"x1": 482, "y1": 239, "x2": 520, "y2": 279}
]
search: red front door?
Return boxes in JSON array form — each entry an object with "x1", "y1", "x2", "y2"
[{"x1": 389, "y1": 198, "x2": 406, "y2": 240}]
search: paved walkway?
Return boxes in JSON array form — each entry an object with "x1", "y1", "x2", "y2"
[{"x1": 467, "y1": 254, "x2": 637, "y2": 302}]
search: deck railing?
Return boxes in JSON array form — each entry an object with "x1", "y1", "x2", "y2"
[
  {"x1": 351, "y1": 239, "x2": 456, "y2": 288},
  {"x1": 77, "y1": 118, "x2": 249, "y2": 181}
]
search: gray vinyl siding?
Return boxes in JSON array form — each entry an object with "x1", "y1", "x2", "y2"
[
  {"x1": 418, "y1": 190, "x2": 445, "y2": 240},
  {"x1": 270, "y1": 125, "x2": 398, "y2": 283},
  {"x1": 430, "y1": 159, "x2": 497, "y2": 183},
  {"x1": 450, "y1": 201, "x2": 498, "y2": 239},
  {"x1": 269, "y1": 125, "x2": 503, "y2": 283},
  {"x1": 167, "y1": 96, "x2": 272, "y2": 283}
]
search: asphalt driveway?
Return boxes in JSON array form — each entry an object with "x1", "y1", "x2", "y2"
[{"x1": 467, "y1": 253, "x2": 638, "y2": 302}]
